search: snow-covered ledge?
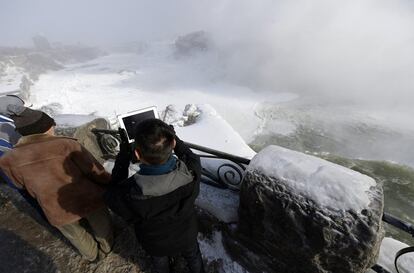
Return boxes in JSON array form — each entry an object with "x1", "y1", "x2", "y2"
[
  {"x1": 249, "y1": 146, "x2": 377, "y2": 212},
  {"x1": 374, "y1": 237, "x2": 414, "y2": 273},
  {"x1": 228, "y1": 145, "x2": 385, "y2": 273}
]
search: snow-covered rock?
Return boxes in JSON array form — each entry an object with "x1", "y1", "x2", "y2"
[
  {"x1": 160, "y1": 104, "x2": 201, "y2": 127},
  {"x1": 249, "y1": 146, "x2": 376, "y2": 212},
  {"x1": 40, "y1": 102, "x2": 64, "y2": 117},
  {"x1": 231, "y1": 145, "x2": 384, "y2": 273}
]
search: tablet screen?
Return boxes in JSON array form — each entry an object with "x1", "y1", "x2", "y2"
[{"x1": 118, "y1": 107, "x2": 159, "y2": 142}]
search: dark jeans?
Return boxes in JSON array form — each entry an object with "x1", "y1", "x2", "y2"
[{"x1": 151, "y1": 241, "x2": 205, "y2": 273}]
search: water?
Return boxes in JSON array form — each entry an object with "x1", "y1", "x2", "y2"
[{"x1": 250, "y1": 104, "x2": 414, "y2": 245}]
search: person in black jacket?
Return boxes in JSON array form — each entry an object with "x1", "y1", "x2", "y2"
[{"x1": 104, "y1": 119, "x2": 205, "y2": 273}]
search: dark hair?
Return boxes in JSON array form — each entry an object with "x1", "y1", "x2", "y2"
[{"x1": 134, "y1": 119, "x2": 175, "y2": 165}]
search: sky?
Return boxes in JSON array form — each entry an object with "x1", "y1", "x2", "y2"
[
  {"x1": 0, "y1": 0, "x2": 214, "y2": 46},
  {"x1": 2, "y1": 0, "x2": 414, "y2": 106}
]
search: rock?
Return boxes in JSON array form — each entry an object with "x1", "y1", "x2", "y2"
[
  {"x1": 161, "y1": 104, "x2": 201, "y2": 127},
  {"x1": 174, "y1": 31, "x2": 212, "y2": 57},
  {"x1": 183, "y1": 104, "x2": 201, "y2": 126},
  {"x1": 72, "y1": 118, "x2": 111, "y2": 164},
  {"x1": 228, "y1": 145, "x2": 384, "y2": 273},
  {"x1": 32, "y1": 35, "x2": 52, "y2": 51},
  {"x1": 40, "y1": 102, "x2": 63, "y2": 116},
  {"x1": 55, "y1": 118, "x2": 111, "y2": 164},
  {"x1": 161, "y1": 105, "x2": 184, "y2": 126}
]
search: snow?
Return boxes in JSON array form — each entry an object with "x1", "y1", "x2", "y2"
[
  {"x1": 196, "y1": 183, "x2": 239, "y2": 223},
  {"x1": 0, "y1": 64, "x2": 24, "y2": 94},
  {"x1": 258, "y1": 119, "x2": 297, "y2": 136},
  {"x1": 54, "y1": 114, "x2": 100, "y2": 127},
  {"x1": 29, "y1": 53, "x2": 297, "y2": 143},
  {"x1": 174, "y1": 104, "x2": 256, "y2": 159},
  {"x1": 376, "y1": 237, "x2": 414, "y2": 273},
  {"x1": 199, "y1": 231, "x2": 249, "y2": 273},
  {"x1": 248, "y1": 145, "x2": 377, "y2": 212}
]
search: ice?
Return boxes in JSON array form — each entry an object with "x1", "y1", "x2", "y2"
[{"x1": 248, "y1": 145, "x2": 376, "y2": 212}]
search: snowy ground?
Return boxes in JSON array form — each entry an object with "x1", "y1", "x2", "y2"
[
  {"x1": 29, "y1": 52, "x2": 297, "y2": 144},
  {"x1": 376, "y1": 238, "x2": 414, "y2": 273},
  {"x1": 0, "y1": 63, "x2": 25, "y2": 94}
]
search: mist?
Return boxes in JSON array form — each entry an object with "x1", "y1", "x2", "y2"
[
  {"x1": 2, "y1": 0, "x2": 414, "y2": 106},
  {"x1": 0, "y1": 0, "x2": 212, "y2": 46},
  {"x1": 209, "y1": 0, "x2": 414, "y2": 106}
]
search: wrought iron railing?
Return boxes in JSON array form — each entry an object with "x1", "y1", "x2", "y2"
[
  {"x1": 183, "y1": 141, "x2": 249, "y2": 190},
  {"x1": 91, "y1": 128, "x2": 413, "y2": 273},
  {"x1": 91, "y1": 128, "x2": 250, "y2": 190}
]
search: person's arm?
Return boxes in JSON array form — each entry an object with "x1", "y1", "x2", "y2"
[
  {"x1": 110, "y1": 128, "x2": 132, "y2": 184},
  {"x1": 111, "y1": 152, "x2": 131, "y2": 184},
  {"x1": 70, "y1": 141, "x2": 111, "y2": 184},
  {"x1": 174, "y1": 135, "x2": 202, "y2": 186}
]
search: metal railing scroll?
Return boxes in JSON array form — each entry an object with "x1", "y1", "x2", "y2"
[{"x1": 183, "y1": 141, "x2": 249, "y2": 190}]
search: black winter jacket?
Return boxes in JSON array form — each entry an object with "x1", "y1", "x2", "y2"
[{"x1": 104, "y1": 137, "x2": 201, "y2": 256}]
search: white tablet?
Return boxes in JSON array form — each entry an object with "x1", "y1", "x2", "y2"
[{"x1": 117, "y1": 106, "x2": 159, "y2": 143}]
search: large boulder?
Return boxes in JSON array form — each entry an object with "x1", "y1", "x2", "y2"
[
  {"x1": 227, "y1": 145, "x2": 384, "y2": 273},
  {"x1": 72, "y1": 118, "x2": 111, "y2": 164},
  {"x1": 174, "y1": 31, "x2": 212, "y2": 57},
  {"x1": 55, "y1": 117, "x2": 111, "y2": 164}
]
